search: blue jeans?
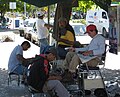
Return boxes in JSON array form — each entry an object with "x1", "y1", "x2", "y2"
[
  {"x1": 12, "y1": 65, "x2": 27, "y2": 75},
  {"x1": 39, "y1": 38, "x2": 49, "y2": 54},
  {"x1": 57, "y1": 47, "x2": 68, "y2": 59}
]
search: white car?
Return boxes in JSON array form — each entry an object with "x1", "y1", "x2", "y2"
[{"x1": 71, "y1": 23, "x2": 92, "y2": 45}]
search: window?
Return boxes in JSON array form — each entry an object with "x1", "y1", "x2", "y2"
[{"x1": 102, "y1": 12, "x2": 107, "y2": 19}]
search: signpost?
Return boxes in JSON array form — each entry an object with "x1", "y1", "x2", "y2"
[{"x1": 9, "y1": 2, "x2": 16, "y2": 29}]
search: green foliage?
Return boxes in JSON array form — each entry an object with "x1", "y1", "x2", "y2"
[
  {"x1": 72, "y1": 1, "x2": 95, "y2": 13},
  {"x1": 0, "y1": 0, "x2": 9, "y2": 16},
  {"x1": 0, "y1": 0, "x2": 38, "y2": 17}
]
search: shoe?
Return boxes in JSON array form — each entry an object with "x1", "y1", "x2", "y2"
[{"x1": 62, "y1": 71, "x2": 74, "y2": 82}]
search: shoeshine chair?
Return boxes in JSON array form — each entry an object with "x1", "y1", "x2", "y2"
[{"x1": 77, "y1": 44, "x2": 109, "y2": 97}]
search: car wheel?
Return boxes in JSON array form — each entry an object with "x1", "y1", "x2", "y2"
[
  {"x1": 31, "y1": 37, "x2": 36, "y2": 44},
  {"x1": 24, "y1": 33, "x2": 27, "y2": 39}
]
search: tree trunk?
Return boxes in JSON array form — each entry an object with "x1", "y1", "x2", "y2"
[{"x1": 52, "y1": 2, "x2": 72, "y2": 41}]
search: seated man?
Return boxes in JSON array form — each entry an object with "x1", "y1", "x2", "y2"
[
  {"x1": 57, "y1": 17, "x2": 76, "y2": 59},
  {"x1": 8, "y1": 41, "x2": 32, "y2": 81},
  {"x1": 63, "y1": 24, "x2": 105, "y2": 77},
  {"x1": 27, "y1": 47, "x2": 73, "y2": 97}
]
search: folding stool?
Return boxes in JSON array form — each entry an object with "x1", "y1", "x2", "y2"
[
  {"x1": 7, "y1": 65, "x2": 21, "y2": 86},
  {"x1": 8, "y1": 71, "x2": 20, "y2": 86}
]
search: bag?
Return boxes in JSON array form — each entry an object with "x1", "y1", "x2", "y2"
[{"x1": 27, "y1": 55, "x2": 49, "y2": 92}]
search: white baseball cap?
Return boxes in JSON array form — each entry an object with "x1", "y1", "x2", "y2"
[{"x1": 37, "y1": 11, "x2": 45, "y2": 16}]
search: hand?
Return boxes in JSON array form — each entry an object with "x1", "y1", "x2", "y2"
[
  {"x1": 69, "y1": 47, "x2": 75, "y2": 52},
  {"x1": 82, "y1": 50, "x2": 93, "y2": 56}
]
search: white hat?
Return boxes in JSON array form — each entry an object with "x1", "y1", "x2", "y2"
[{"x1": 37, "y1": 11, "x2": 45, "y2": 16}]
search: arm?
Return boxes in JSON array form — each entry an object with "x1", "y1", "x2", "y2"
[
  {"x1": 44, "y1": 23, "x2": 53, "y2": 29},
  {"x1": 58, "y1": 38, "x2": 74, "y2": 45},
  {"x1": 58, "y1": 30, "x2": 75, "y2": 45},
  {"x1": 16, "y1": 54, "x2": 32, "y2": 66}
]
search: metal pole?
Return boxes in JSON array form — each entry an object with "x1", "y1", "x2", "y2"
[
  {"x1": 117, "y1": 5, "x2": 120, "y2": 46},
  {"x1": 48, "y1": 6, "x2": 50, "y2": 24},
  {"x1": 24, "y1": 2, "x2": 26, "y2": 17},
  {"x1": 12, "y1": 9, "x2": 14, "y2": 29}
]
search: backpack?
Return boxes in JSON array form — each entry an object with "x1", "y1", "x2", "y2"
[{"x1": 27, "y1": 54, "x2": 50, "y2": 92}]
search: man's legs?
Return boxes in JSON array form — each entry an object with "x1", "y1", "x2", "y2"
[
  {"x1": 69, "y1": 54, "x2": 81, "y2": 73},
  {"x1": 63, "y1": 51, "x2": 77, "y2": 70},
  {"x1": 69, "y1": 55, "x2": 100, "y2": 72},
  {"x1": 12, "y1": 65, "x2": 27, "y2": 75},
  {"x1": 87, "y1": 57, "x2": 100, "y2": 67},
  {"x1": 12, "y1": 65, "x2": 28, "y2": 84},
  {"x1": 46, "y1": 80, "x2": 70, "y2": 97},
  {"x1": 57, "y1": 47, "x2": 68, "y2": 59},
  {"x1": 39, "y1": 38, "x2": 49, "y2": 54}
]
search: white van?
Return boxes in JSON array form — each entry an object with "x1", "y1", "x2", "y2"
[{"x1": 86, "y1": 9, "x2": 109, "y2": 37}]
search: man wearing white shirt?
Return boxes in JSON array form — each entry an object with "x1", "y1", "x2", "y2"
[
  {"x1": 36, "y1": 11, "x2": 53, "y2": 54},
  {"x1": 63, "y1": 24, "x2": 105, "y2": 74}
]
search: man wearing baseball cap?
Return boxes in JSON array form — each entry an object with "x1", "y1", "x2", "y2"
[
  {"x1": 84, "y1": 24, "x2": 97, "y2": 34},
  {"x1": 36, "y1": 11, "x2": 53, "y2": 54},
  {"x1": 27, "y1": 46, "x2": 73, "y2": 97},
  {"x1": 62, "y1": 24, "x2": 106, "y2": 80}
]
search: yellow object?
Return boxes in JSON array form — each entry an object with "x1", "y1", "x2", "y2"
[{"x1": 58, "y1": 30, "x2": 74, "y2": 47}]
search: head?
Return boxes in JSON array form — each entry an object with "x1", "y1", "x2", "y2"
[
  {"x1": 21, "y1": 41, "x2": 31, "y2": 51},
  {"x1": 45, "y1": 47, "x2": 57, "y2": 61},
  {"x1": 37, "y1": 11, "x2": 45, "y2": 19},
  {"x1": 84, "y1": 24, "x2": 98, "y2": 38},
  {"x1": 58, "y1": 17, "x2": 68, "y2": 29}
]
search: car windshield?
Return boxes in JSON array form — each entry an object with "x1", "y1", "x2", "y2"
[{"x1": 72, "y1": 24, "x2": 86, "y2": 36}]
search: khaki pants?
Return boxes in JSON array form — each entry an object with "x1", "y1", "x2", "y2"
[{"x1": 64, "y1": 52, "x2": 100, "y2": 73}]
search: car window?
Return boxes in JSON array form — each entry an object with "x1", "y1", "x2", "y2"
[
  {"x1": 102, "y1": 12, "x2": 107, "y2": 19},
  {"x1": 72, "y1": 24, "x2": 86, "y2": 36}
]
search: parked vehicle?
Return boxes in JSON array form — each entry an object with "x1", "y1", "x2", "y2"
[{"x1": 86, "y1": 9, "x2": 109, "y2": 38}]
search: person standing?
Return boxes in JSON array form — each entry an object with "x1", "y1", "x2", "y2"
[{"x1": 36, "y1": 11, "x2": 53, "y2": 54}]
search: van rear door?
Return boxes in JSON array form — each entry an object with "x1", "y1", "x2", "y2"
[{"x1": 86, "y1": 10, "x2": 95, "y2": 25}]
